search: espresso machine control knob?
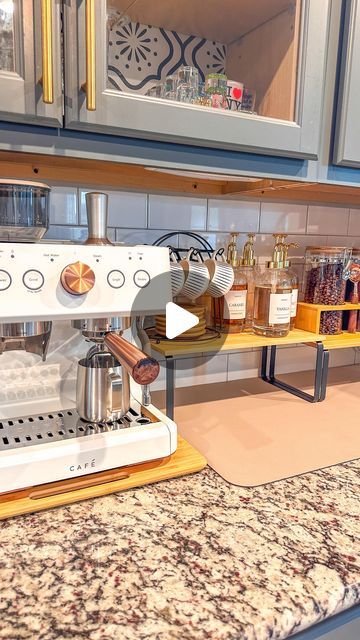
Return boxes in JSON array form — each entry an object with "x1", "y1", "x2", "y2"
[{"x1": 60, "y1": 261, "x2": 95, "y2": 296}]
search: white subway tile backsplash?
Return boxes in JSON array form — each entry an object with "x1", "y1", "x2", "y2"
[
  {"x1": 175, "y1": 354, "x2": 228, "y2": 387},
  {"x1": 307, "y1": 206, "x2": 350, "y2": 235},
  {"x1": 115, "y1": 228, "x2": 170, "y2": 245},
  {"x1": 250, "y1": 345, "x2": 355, "y2": 376},
  {"x1": 45, "y1": 225, "x2": 89, "y2": 243},
  {"x1": 326, "y1": 236, "x2": 352, "y2": 248},
  {"x1": 260, "y1": 202, "x2": 307, "y2": 234},
  {"x1": 79, "y1": 190, "x2": 147, "y2": 228},
  {"x1": 199, "y1": 231, "x2": 238, "y2": 253},
  {"x1": 348, "y1": 209, "x2": 360, "y2": 237},
  {"x1": 207, "y1": 199, "x2": 259, "y2": 232},
  {"x1": 2, "y1": 187, "x2": 359, "y2": 403},
  {"x1": 227, "y1": 351, "x2": 260, "y2": 381},
  {"x1": 329, "y1": 349, "x2": 357, "y2": 367},
  {"x1": 148, "y1": 195, "x2": 207, "y2": 231},
  {"x1": 49, "y1": 187, "x2": 78, "y2": 225}
]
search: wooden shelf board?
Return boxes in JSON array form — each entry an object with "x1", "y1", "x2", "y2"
[
  {"x1": 298, "y1": 302, "x2": 360, "y2": 312},
  {"x1": 111, "y1": 0, "x2": 291, "y2": 44},
  {"x1": 321, "y1": 333, "x2": 360, "y2": 350},
  {"x1": 1, "y1": 151, "x2": 360, "y2": 207},
  {"x1": 0, "y1": 437, "x2": 206, "y2": 520},
  {"x1": 151, "y1": 328, "x2": 323, "y2": 357}
]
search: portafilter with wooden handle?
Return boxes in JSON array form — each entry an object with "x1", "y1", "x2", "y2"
[{"x1": 104, "y1": 332, "x2": 160, "y2": 385}]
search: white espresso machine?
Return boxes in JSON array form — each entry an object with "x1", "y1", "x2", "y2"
[{"x1": 0, "y1": 192, "x2": 176, "y2": 494}]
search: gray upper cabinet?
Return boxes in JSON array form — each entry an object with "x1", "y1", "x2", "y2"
[
  {"x1": 0, "y1": 0, "x2": 62, "y2": 126},
  {"x1": 334, "y1": 0, "x2": 360, "y2": 167},
  {"x1": 64, "y1": 0, "x2": 331, "y2": 160}
]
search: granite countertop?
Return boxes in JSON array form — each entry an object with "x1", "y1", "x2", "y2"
[{"x1": 1, "y1": 461, "x2": 360, "y2": 640}]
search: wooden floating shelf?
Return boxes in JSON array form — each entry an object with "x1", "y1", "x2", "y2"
[
  {"x1": 150, "y1": 328, "x2": 323, "y2": 358},
  {"x1": 296, "y1": 302, "x2": 360, "y2": 335}
]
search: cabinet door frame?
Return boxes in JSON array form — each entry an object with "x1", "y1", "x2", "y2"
[
  {"x1": 333, "y1": 0, "x2": 360, "y2": 167},
  {"x1": 0, "y1": 0, "x2": 63, "y2": 126},
  {"x1": 64, "y1": 0, "x2": 331, "y2": 160}
]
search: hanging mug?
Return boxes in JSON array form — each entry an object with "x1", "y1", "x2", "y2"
[
  {"x1": 179, "y1": 249, "x2": 210, "y2": 301},
  {"x1": 205, "y1": 250, "x2": 235, "y2": 298},
  {"x1": 169, "y1": 250, "x2": 186, "y2": 297}
]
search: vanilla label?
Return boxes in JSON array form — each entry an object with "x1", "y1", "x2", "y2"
[{"x1": 269, "y1": 293, "x2": 291, "y2": 324}]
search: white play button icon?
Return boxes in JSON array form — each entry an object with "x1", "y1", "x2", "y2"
[{"x1": 166, "y1": 302, "x2": 199, "y2": 339}]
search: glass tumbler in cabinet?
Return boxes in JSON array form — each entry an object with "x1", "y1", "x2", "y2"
[
  {"x1": 0, "y1": 0, "x2": 62, "y2": 125},
  {"x1": 64, "y1": 0, "x2": 331, "y2": 159}
]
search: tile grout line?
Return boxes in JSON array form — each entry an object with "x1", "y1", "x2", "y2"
[
  {"x1": 305, "y1": 204, "x2": 309, "y2": 234},
  {"x1": 346, "y1": 208, "x2": 351, "y2": 236},
  {"x1": 146, "y1": 194, "x2": 150, "y2": 229},
  {"x1": 205, "y1": 198, "x2": 210, "y2": 231}
]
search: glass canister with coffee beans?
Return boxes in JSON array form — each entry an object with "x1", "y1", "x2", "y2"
[{"x1": 304, "y1": 247, "x2": 351, "y2": 334}]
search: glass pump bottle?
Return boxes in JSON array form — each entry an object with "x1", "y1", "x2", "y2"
[
  {"x1": 282, "y1": 240, "x2": 299, "y2": 330},
  {"x1": 253, "y1": 234, "x2": 293, "y2": 337},
  {"x1": 215, "y1": 232, "x2": 247, "y2": 333},
  {"x1": 241, "y1": 233, "x2": 257, "y2": 329}
]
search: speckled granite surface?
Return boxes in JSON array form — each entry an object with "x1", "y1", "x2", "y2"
[{"x1": 0, "y1": 461, "x2": 360, "y2": 640}]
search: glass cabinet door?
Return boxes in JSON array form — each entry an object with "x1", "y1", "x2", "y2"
[
  {"x1": 0, "y1": 0, "x2": 62, "y2": 126},
  {"x1": 334, "y1": 0, "x2": 360, "y2": 167},
  {"x1": 65, "y1": 0, "x2": 330, "y2": 159}
]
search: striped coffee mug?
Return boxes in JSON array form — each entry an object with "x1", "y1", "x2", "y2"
[
  {"x1": 205, "y1": 251, "x2": 234, "y2": 298},
  {"x1": 179, "y1": 249, "x2": 210, "y2": 301},
  {"x1": 169, "y1": 252, "x2": 185, "y2": 297}
]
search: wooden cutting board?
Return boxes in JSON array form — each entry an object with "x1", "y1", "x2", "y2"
[{"x1": 0, "y1": 437, "x2": 206, "y2": 519}]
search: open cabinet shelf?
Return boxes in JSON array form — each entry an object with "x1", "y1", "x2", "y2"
[
  {"x1": 108, "y1": 0, "x2": 300, "y2": 121},
  {"x1": 111, "y1": 0, "x2": 292, "y2": 43}
]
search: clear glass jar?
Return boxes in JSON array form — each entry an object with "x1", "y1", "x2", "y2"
[
  {"x1": 345, "y1": 248, "x2": 360, "y2": 333},
  {"x1": 0, "y1": 179, "x2": 50, "y2": 242},
  {"x1": 304, "y1": 247, "x2": 351, "y2": 335},
  {"x1": 253, "y1": 267, "x2": 292, "y2": 337},
  {"x1": 205, "y1": 73, "x2": 227, "y2": 95}
]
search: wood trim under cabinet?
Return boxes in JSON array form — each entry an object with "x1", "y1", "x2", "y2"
[{"x1": 0, "y1": 150, "x2": 359, "y2": 205}]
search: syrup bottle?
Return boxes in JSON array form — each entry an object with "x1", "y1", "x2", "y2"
[
  {"x1": 215, "y1": 233, "x2": 247, "y2": 333},
  {"x1": 253, "y1": 234, "x2": 293, "y2": 338},
  {"x1": 281, "y1": 239, "x2": 299, "y2": 330},
  {"x1": 241, "y1": 233, "x2": 257, "y2": 330}
]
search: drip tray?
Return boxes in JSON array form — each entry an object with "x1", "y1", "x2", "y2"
[{"x1": 0, "y1": 408, "x2": 152, "y2": 451}]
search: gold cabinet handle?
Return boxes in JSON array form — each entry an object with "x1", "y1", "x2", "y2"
[
  {"x1": 40, "y1": 0, "x2": 54, "y2": 104},
  {"x1": 83, "y1": 0, "x2": 96, "y2": 111}
]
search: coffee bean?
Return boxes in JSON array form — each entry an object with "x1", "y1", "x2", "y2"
[{"x1": 305, "y1": 262, "x2": 345, "y2": 334}]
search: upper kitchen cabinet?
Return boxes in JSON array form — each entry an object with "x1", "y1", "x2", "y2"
[
  {"x1": 334, "y1": 0, "x2": 360, "y2": 167},
  {"x1": 64, "y1": 0, "x2": 330, "y2": 159},
  {"x1": 0, "y1": 0, "x2": 62, "y2": 126}
]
